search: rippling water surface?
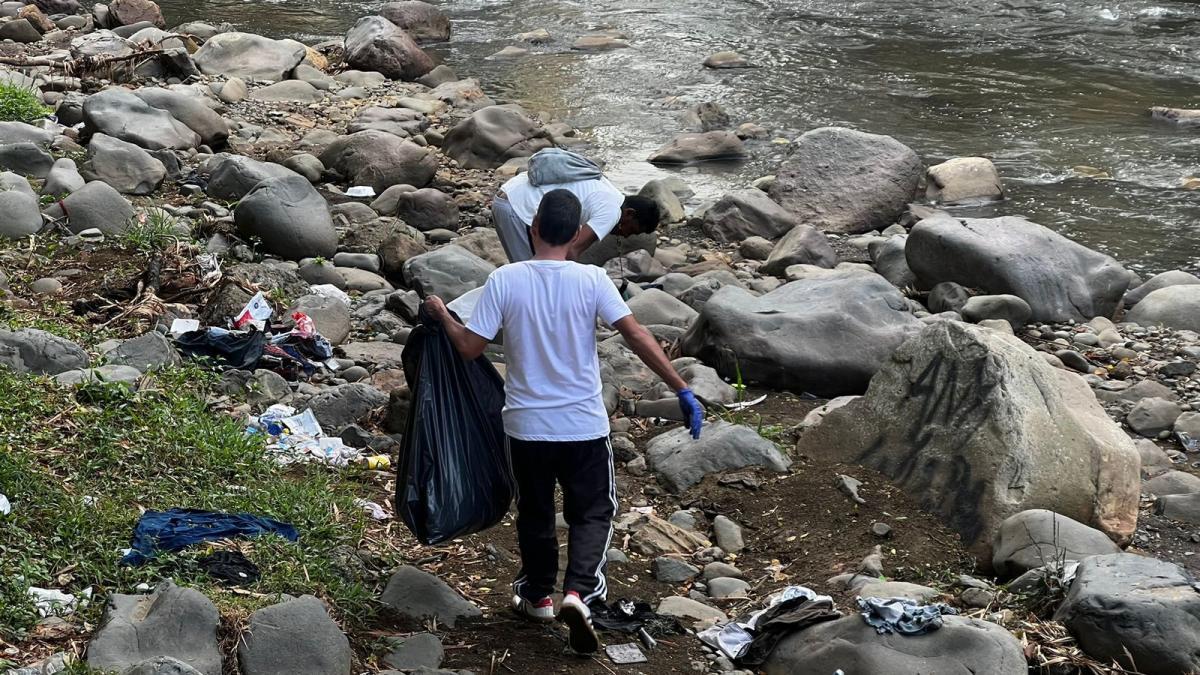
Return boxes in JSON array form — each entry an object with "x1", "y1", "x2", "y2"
[{"x1": 157, "y1": 0, "x2": 1200, "y2": 272}]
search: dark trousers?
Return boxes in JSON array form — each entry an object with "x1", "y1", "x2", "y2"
[{"x1": 508, "y1": 436, "x2": 617, "y2": 604}]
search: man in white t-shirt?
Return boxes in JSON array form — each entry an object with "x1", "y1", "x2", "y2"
[
  {"x1": 493, "y1": 149, "x2": 661, "y2": 263},
  {"x1": 424, "y1": 189, "x2": 703, "y2": 655}
]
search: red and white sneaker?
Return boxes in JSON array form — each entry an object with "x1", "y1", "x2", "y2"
[
  {"x1": 558, "y1": 591, "x2": 599, "y2": 654},
  {"x1": 511, "y1": 594, "x2": 554, "y2": 623}
]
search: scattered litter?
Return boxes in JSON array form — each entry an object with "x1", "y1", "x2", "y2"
[
  {"x1": 196, "y1": 253, "x2": 222, "y2": 284},
  {"x1": 310, "y1": 284, "x2": 352, "y2": 305},
  {"x1": 1178, "y1": 431, "x2": 1199, "y2": 453},
  {"x1": 362, "y1": 455, "x2": 391, "y2": 470},
  {"x1": 27, "y1": 586, "x2": 90, "y2": 618},
  {"x1": 0, "y1": 493, "x2": 10, "y2": 515},
  {"x1": 233, "y1": 291, "x2": 272, "y2": 330},
  {"x1": 354, "y1": 498, "x2": 390, "y2": 521},
  {"x1": 857, "y1": 596, "x2": 957, "y2": 636},
  {"x1": 247, "y1": 404, "x2": 363, "y2": 467},
  {"x1": 346, "y1": 185, "x2": 376, "y2": 197},
  {"x1": 196, "y1": 550, "x2": 260, "y2": 586},
  {"x1": 836, "y1": 474, "x2": 865, "y2": 504},
  {"x1": 591, "y1": 598, "x2": 684, "y2": 639},
  {"x1": 121, "y1": 508, "x2": 298, "y2": 565},
  {"x1": 82, "y1": 496, "x2": 97, "y2": 507},
  {"x1": 724, "y1": 394, "x2": 767, "y2": 411},
  {"x1": 605, "y1": 643, "x2": 648, "y2": 665},
  {"x1": 168, "y1": 318, "x2": 200, "y2": 335},
  {"x1": 698, "y1": 622, "x2": 754, "y2": 659}
]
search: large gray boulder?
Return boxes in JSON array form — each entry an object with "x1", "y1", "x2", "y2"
[
  {"x1": 87, "y1": 581, "x2": 221, "y2": 675},
  {"x1": 868, "y1": 235, "x2": 915, "y2": 289},
  {"x1": 82, "y1": 88, "x2": 200, "y2": 151},
  {"x1": 134, "y1": 88, "x2": 229, "y2": 148},
  {"x1": 700, "y1": 189, "x2": 799, "y2": 243},
  {"x1": 626, "y1": 289, "x2": 698, "y2": 328},
  {"x1": 925, "y1": 157, "x2": 1003, "y2": 204},
  {"x1": 303, "y1": 382, "x2": 387, "y2": 432},
  {"x1": 318, "y1": 130, "x2": 437, "y2": 192},
  {"x1": 234, "y1": 175, "x2": 338, "y2": 260},
  {"x1": 764, "y1": 615, "x2": 1026, "y2": 675},
  {"x1": 344, "y1": 15, "x2": 434, "y2": 81},
  {"x1": 760, "y1": 225, "x2": 838, "y2": 276},
  {"x1": 0, "y1": 142, "x2": 53, "y2": 177},
  {"x1": 46, "y1": 180, "x2": 135, "y2": 234},
  {"x1": 0, "y1": 328, "x2": 88, "y2": 374},
  {"x1": 193, "y1": 32, "x2": 306, "y2": 82},
  {"x1": 991, "y1": 509, "x2": 1121, "y2": 578},
  {"x1": 237, "y1": 596, "x2": 350, "y2": 675},
  {"x1": 1055, "y1": 553, "x2": 1200, "y2": 675},
  {"x1": 681, "y1": 270, "x2": 921, "y2": 396},
  {"x1": 392, "y1": 187, "x2": 459, "y2": 231},
  {"x1": 0, "y1": 121, "x2": 53, "y2": 146},
  {"x1": 647, "y1": 131, "x2": 746, "y2": 164},
  {"x1": 1127, "y1": 285, "x2": 1200, "y2": 332},
  {"x1": 441, "y1": 105, "x2": 553, "y2": 170},
  {"x1": 646, "y1": 421, "x2": 791, "y2": 492},
  {"x1": 380, "y1": 566, "x2": 482, "y2": 628},
  {"x1": 1125, "y1": 270, "x2": 1200, "y2": 306},
  {"x1": 0, "y1": 189, "x2": 42, "y2": 238},
  {"x1": 348, "y1": 106, "x2": 428, "y2": 138},
  {"x1": 206, "y1": 154, "x2": 300, "y2": 201},
  {"x1": 797, "y1": 321, "x2": 1140, "y2": 565},
  {"x1": 379, "y1": 1, "x2": 450, "y2": 42},
  {"x1": 82, "y1": 133, "x2": 166, "y2": 195},
  {"x1": 402, "y1": 245, "x2": 495, "y2": 302},
  {"x1": 42, "y1": 157, "x2": 85, "y2": 196},
  {"x1": 103, "y1": 331, "x2": 181, "y2": 372},
  {"x1": 906, "y1": 214, "x2": 1129, "y2": 322},
  {"x1": 767, "y1": 127, "x2": 923, "y2": 234}
]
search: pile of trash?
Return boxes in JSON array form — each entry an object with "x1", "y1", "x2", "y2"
[
  {"x1": 246, "y1": 404, "x2": 362, "y2": 467},
  {"x1": 174, "y1": 288, "x2": 347, "y2": 379}
]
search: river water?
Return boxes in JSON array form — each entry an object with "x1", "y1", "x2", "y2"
[{"x1": 157, "y1": 0, "x2": 1200, "y2": 273}]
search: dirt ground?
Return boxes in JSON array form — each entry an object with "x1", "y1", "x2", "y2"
[{"x1": 363, "y1": 390, "x2": 976, "y2": 675}]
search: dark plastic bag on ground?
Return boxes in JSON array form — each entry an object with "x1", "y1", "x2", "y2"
[{"x1": 397, "y1": 312, "x2": 512, "y2": 545}]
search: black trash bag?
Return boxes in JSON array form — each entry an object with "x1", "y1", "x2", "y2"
[{"x1": 396, "y1": 310, "x2": 512, "y2": 545}]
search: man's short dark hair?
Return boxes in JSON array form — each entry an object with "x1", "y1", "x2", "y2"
[
  {"x1": 535, "y1": 189, "x2": 583, "y2": 245},
  {"x1": 622, "y1": 195, "x2": 660, "y2": 234}
]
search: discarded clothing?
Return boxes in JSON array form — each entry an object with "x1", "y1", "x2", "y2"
[
  {"x1": 857, "y1": 596, "x2": 958, "y2": 636},
  {"x1": 122, "y1": 508, "x2": 298, "y2": 565},
  {"x1": 591, "y1": 599, "x2": 684, "y2": 638},
  {"x1": 197, "y1": 551, "x2": 260, "y2": 586},
  {"x1": 740, "y1": 596, "x2": 841, "y2": 665},
  {"x1": 175, "y1": 328, "x2": 267, "y2": 370},
  {"x1": 526, "y1": 147, "x2": 603, "y2": 186}
]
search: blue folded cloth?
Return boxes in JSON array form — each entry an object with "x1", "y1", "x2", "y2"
[{"x1": 121, "y1": 508, "x2": 298, "y2": 565}]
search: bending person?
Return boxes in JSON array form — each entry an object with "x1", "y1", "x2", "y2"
[{"x1": 493, "y1": 148, "x2": 661, "y2": 263}]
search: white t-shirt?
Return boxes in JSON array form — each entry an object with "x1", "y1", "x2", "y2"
[
  {"x1": 465, "y1": 260, "x2": 632, "y2": 441},
  {"x1": 501, "y1": 172, "x2": 625, "y2": 241}
]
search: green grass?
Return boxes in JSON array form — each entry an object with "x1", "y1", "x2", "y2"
[
  {"x1": 0, "y1": 81, "x2": 50, "y2": 125},
  {"x1": 118, "y1": 210, "x2": 183, "y2": 254},
  {"x1": 0, "y1": 366, "x2": 383, "y2": 649}
]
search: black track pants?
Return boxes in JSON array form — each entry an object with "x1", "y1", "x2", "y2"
[{"x1": 508, "y1": 435, "x2": 617, "y2": 604}]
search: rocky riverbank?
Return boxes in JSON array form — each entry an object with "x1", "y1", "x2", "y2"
[{"x1": 2, "y1": 1, "x2": 1200, "y2": 674}]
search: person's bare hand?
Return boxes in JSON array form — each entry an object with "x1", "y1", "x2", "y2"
[{"x1": 423, "y1": 295, "x2": 450, "y2": 323}]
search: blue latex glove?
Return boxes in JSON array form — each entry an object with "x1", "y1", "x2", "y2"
[{"x1": 677, "y1": 388, "x2": 703, "y2": 439}]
